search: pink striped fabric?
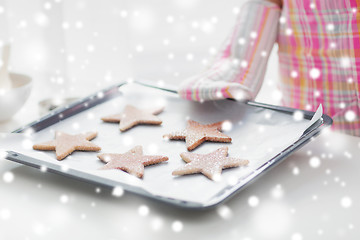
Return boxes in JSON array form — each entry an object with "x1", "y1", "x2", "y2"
[
  {"x1": 178, "y1": 1, "x2": 281, "y2": 101},
  {"x1": 278, "y1": 0, "x2": 360, "y2": 136},
  {"x1": 179, "y1": 0, "x2": 360, "y2": 136}
]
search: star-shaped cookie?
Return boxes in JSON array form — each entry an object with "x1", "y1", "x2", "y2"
[
  {"x1": 172, "y1": 147, "x2": 249, "y2": 181},
  {"x1": 33, "y1": 131, "x2": 101, "y2": 160},
  {"x1": 98, "y1": 145, "x2": 168, "y2": 178},
  {"x1": 163, "y1": 120, "x2": 232, "y2": 151},
  {"x1": 101, "y1": 104, "x2": 163, "y2": 132}
]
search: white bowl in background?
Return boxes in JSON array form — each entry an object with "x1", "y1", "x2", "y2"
[{"x1": 0, "y1": 73, "x2": 32, "y2": 122}]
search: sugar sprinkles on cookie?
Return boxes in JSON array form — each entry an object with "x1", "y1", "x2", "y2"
[
  {"x1": 33, "y1": 131, "x2": 101, "y2": 160},
  {"x1": 101, "y1": 104, "x2": 164, "y2": 132},
  {"x1": 98, "y1": 145, "x2": 168, "y2": 178},
  {"x1": 163, "y1": 119, "x2": 232, "y2": 151},
  {"x1": 172, "y1": 146, "x2": 249, "y2": 181}
]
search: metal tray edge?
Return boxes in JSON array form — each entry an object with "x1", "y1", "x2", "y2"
[{"x1": 5, "y1": 81, "x2": 333, "y2": 209}]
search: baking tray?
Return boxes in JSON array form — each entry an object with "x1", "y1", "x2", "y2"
[{"x1": 1, "y1": 81, "x2": 332, "y2": 209}]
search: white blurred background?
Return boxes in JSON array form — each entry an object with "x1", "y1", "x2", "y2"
[
  {"x1": 0, "y1": 0, "x2": 279, "y2": 123},
  {"x1": 2, "y1": 3, "x2": 360, "y2": 240}
]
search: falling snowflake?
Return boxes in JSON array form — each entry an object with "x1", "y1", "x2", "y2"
[
  {"x1": 291, "y1": 70, "x2": 298, "y2": 78},
  {"x1": 279, "y1": 16, "x2": 286, "y2": 24},
  {"x1": 314, "y1": 90, "x2": 321, "y2": 98},
  {"x1": 258, "y1": 126, "x2": 265, "y2": 133},
  {"x1": 33, "y1": 222, "x2": 47, "y2": 235},
  {"x1": 72, "y1": 122, "x2": 80, "y2": 130},
  {"x1": 40, "y1": 165, "x2": 47, "y2": 172},
  {"x1": 339, "y1": 102, "x2": 346, "y2": 109},
  {"x1": 221, "y1": 121, "x2": 233, "y2": 132},
  {"x1": 172, "y1": 220, "x2": 183, "y2": 232},
  {"x1": 112, "y1": 186, "x2": 124, "y2": 197},
  {"x1": 340, "y1": 57, "x2": 351, "y2": 68},
  {"x1": 135, "y1": 45, "x2": 144, "y2": 52},
  {"x1": 67, "y1": 55, "x2": 75, "y2": 62},
  {"x1": 201, "y1": 21, "x2": 214, "y2": 33},
  {"x1": 122, "y1": 135, "x2": 133, "y2": 146},
  {"x1": 253, "y1": 202, "x2": 291, "y2": 237},
  {"x1": 18, "y1": 20, "x2": 28, "y2": 28},
  {"x1": 87, "y1": 44, "x2": 95, "y2": 52},
  {"x1": 271, "y1": 184, "x2": 284, "y2": 199},
  {"x1": 59, "y1": 194, "x2": 69, "y2": 204},
  {"x1": 22, "y1": 139, "x2": 33, "y2": 150},
  {"x1": 227, "y1": 175, "x2": 238, "y2": 186},
  {"x1": 0, "y1": 208, "x2": 11, "y2": 220},
  {"x1": 147, "y1": 143, "x2": 158, "y2": 154},
  {"x1": 61, "y1": 164, "x2": 69, "y2": 172},
  {"x1": 215, "y1": 91, "x2": 222, "y2": 98},
  {"x1": 3, "y1": 171, "x2": 14, "y2": 183},
  {"x1": 209, "y1": 47, "x2": 217, "y2": 55},
  {"x1": 186, "y1": 53, "x2": 194, "y2": 61},
  {"x1": 62, "y1": 22, "x2": 70, "y2": 29},
  {"x1": 272, "y1": 89, "x2": 283, "y2": 101},
  {"x1": 248, "y1": 195, "x2": 259, "y2": 207},
  {"x1": 232, "y1": 7, "x2": 240, "y2": 15},
  {"x1": 310, "y1": 68, "x2": 321, "y2": 79},
  {"x1": 241, "y1": 60, "x2": 248, "y2": 68},
  {"x1": 138, "y1": 205, "x2": 150, "y2": 216},
  {"x1": 75, "y1": 21, "x2": 83, "y2": 28},
  {"x1": 238, "y1": 38, "x2": 246, "y2": 45},
  {"x1": 345, "y1": 110, "x2": 356, "y2": 122},
  {"x1": 250, "y1": 31, "x2": 258, "y2": 39},
  {"x1": 217, "y1": 205, "x2": 233, "y2": 220},
  {"x1": 285, "y1": 28, "x2": 293, "y2": 36},
  {"x1": 168, "y1": 53, "x2": 174, "y2": 59},
  {"x1": 23, "y1": 128, "x2": 35, "y2": 136},
  {"x1": 120, "y1": 10, "x2": 128, "y2": 18},
  {"x1": 166, "y1": 15, "x2": 174, "y2": 23},
  {"x1": 292, "y1": 167, "x2": 300, "y2": 175},
  {"x1": 191, "y1": 21, "x2": 199, "y2": 29},
  {"x1": 309, "y1": 156, "x2": 321, "y2": 168},
  {"x1": 97, "y1": 91, "x2": 104, "y2": 99},
  {"x1": 189, "y1": 36, "x2": 197, "y2": 42},
  {"x1": 0, "y1": 149, "x2": 8, "y2": 159},
  {"x1": 34, "y1": 12, "x2": 49, "y2": 27},
  {"x1": 326, "y1": 23, "x2": 334, "y2": 31},
  {"x1": 293, "y1": 111, "x2": 304, "y2": 121},
  {"x1": 151, "y1": 217, "x2": 163, "y2": 231},
  {"x1": 341, "y1": 196, "x2": 352, "y2": 208},
  {"x1": 344, "y1": 151, "x2": 352, "y2": 159},
  {"x1": 87, "y1": 112, "x2": 95, "y2": 119},
  {"x1": 163, "y1": 39, "x2": 170, "y2": 46},
  {"x1": 211, "y1": 16, "x2": 218, "y2": 24}
]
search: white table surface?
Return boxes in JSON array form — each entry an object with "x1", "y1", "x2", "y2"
[{"x1": 0, "y1": 99, "x2": 359, "y2": 240}]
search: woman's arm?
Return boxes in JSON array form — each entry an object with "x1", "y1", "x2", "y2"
[{"x1": 178, "y1": 0, "x2": 282, "y2": 101}]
